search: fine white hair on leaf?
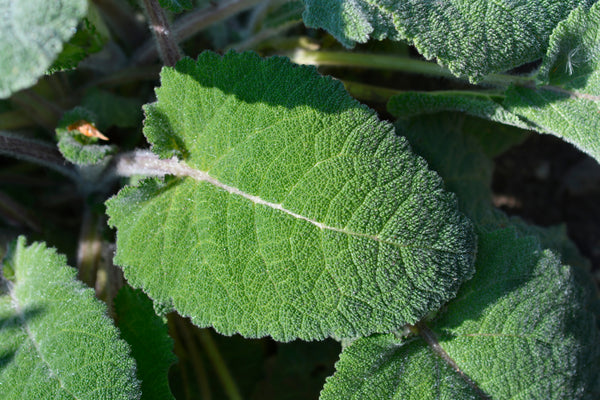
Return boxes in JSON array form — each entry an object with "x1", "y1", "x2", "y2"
[{"x1": 565, "y1": 46, "x2": 580, "y2": 75}]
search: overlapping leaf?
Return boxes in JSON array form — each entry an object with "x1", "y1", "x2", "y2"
[
  {"x1": 505, "y1": 2, "x2": 600, "y2": 163},
  {"x1": 106, "y1": 51, "x2": 476, "y2": 341},
  {"x1": 115, "y1": 286, "x2": 176, "y2": 400},
  {"x1": 301, "y1": 0, "x2": 593, "y2": 82},
  {"x1": 394, "y1": 113, "x2": 527, "y2": 222},
  {"x1": 388, "y1": 91, "x2": 535, "y2": 131},
  {"x1": 321, "y1": 228, "x2": 600, "y2": 399},
  {"x1": 0, "y1": 0, "x2": 87, "y2": 98},
  {"x1": 0, "y1": 237, "x2": 141, "y2": 399}
]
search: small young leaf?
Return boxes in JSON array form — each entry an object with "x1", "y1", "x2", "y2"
[
  {"x1": 0, "y1": 237, "x2": 141, "y2": 399},
  {"x1": 106, "y1": 51, "x2": 476, "y2": 341},
  {"x1": 0, "y1": 0, "x2": 88, "y2": 98},
  {"x1": 301, "y1": 0, "x2": 593, "y2": 82},
  {"x1": 504, "y1": 3, "x2": 600, "y2": 163},
  {"x1": 56, "y1": 107, "x2": 117, "y2": 165},
  {"x1": 321, "y1": 228, "x2": 600, "y2": 399},
  {"x1": 115, "y1": 286, "x2": 176, "y2": 400}
]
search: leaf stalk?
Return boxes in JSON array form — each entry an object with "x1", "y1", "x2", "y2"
[{"x1": 291, "y1": 50, "x2": 536, "y2": 87}]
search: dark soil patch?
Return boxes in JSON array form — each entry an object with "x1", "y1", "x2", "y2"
[{"x1": 492, "y1": 133, "x2": 600, "y2": 286}]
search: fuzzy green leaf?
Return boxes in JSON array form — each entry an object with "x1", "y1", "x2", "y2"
[
  {"x1": 301, "y1": 0, "x2": 592, "y2": 82},
  {"x1": 388, "y1": 91, "x2": 534, "y2": 131},
  {"x1": 504, "y1": 3, "x2": 600, "y2": 163},
  {"x1": 321, "y1": 228, "x2": 600, "y2": 399},
  {"x1": 106, "y1": 51, "x2": 476, "y2": 341},
  {"x1": 47, "y1": 5, "x2": 109, "y2": 74},
  {"x1": 0, "y1": 0, "x2": 87, "y2": 98},
  {"x1": 0, "y1": 237, "x2": 141, "y2": 399},
  {"x1": 115, "y1": 286, "x2": 176, "y2": 400},
  {"x1": 395, "y1": 113, "x2": 526, "y2": 222},
  {"x1": 56, "y1": 107, "x2": 117, "y2": 165},
  {"x1": 158, "y1": 0, "x2": 192, "y2": 13}
]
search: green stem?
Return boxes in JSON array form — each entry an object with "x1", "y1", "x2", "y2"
[
  {"x1": 340, "y1": 80, "x2": 405, "y2": 103},
  {"x1": 76, "y1": 207, "x2": 104, "y2": 288},
  {"x1": 196, "y1": 328, "x2": 243, "y2": 400},
  {"x1": 291, "y1": 50, "x2": 536, "y2": 87}
]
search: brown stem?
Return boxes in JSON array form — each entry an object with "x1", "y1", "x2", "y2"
[
  {"x1": 0, "y1": 132, "x2": 77, "y2": 179},
  {"x1": 133, "y1": 0, "x2": 264, "y2": 65},
  {"x1": 140, "y1": 0, "x2": 182, "y2": 67}
]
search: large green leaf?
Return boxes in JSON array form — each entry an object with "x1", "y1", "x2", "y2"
[
  {"x1": 504, "y1": 3, "x2": 600, "y2": 163},
  {"x1": 0, "y1": 0, "x2": 87, "y2": 98},
  {"x1": 106, "y1": 51, "x2": 476, "y2": 341},
  {"x1": 321, "y1": 228, "x2": 600, "y2": 399},
  {"x1": 0, "y1": 237, "x2": 141, "y2": 399},
  {"x1": 301, "y1": 0, "x2": 593, "y2": 82}
]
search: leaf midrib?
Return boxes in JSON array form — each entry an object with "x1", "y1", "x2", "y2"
[{"x1": 161, "y1": 158, "x2": 467, "y2": 255}]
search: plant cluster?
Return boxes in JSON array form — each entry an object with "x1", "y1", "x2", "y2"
[{"x1": 0, "y1": 0, "x2": 599, "y2": 399}]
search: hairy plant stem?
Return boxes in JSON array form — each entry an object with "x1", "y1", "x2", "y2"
[
  {"x1": 140, "y1": 0, "x2": 181, "y2": 67},
  {"x1": 291, "y1": 50, "x2": 536, "y2": 88},
  {"x1": 0, "y1": 132, "x2": 77, "y2": 180},
  {"x1": 133, "y1": 0, "x2": 264, "y2": 64},
  {"x1": 195, "y1": 328, "x2": 243, "y2": 400}
]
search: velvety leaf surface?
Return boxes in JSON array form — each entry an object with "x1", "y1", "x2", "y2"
[
  {"x1": 505, "y1": 3, "x2": 600, "y2": 162},
  {"x1": 106, "y1": 51, "x2": 476, "y2": 341},
  {"x1": 115, "y1": 286, "x2": 176, "y2": 400},
  {"x1": 321, "y1": 228, "x2": 600, "y2": 399},
  {"x1": 388, "y1": 91, "x2": 534, "y2": 131},
  {"x1": 395, "y1": 113, "x2": 519, "y2": 222},
  {"x1": 47, "y1": 6, "x2": 108, "y2": 74},
  {"x1": 0, "y1": 0, "x2": 87, "y2": 98},
  {"x1": 0, "y1": 237, "x2": 141, "y2": 399},
  {"x1": 301, "y1": 0, "x2": 592, "y2": 82}
]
